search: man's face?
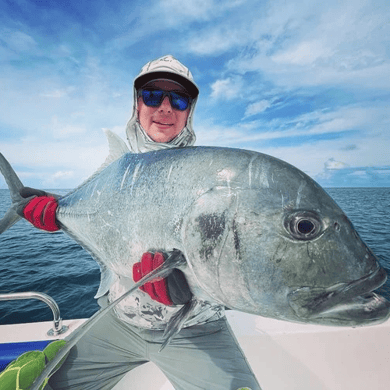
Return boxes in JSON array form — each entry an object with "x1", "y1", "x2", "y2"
[{"x1": 137, "y1": 80, "x2": 190, "y2": 143}]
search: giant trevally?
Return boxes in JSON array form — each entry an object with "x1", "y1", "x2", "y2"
[{"x1": 1, "y1": 130, "x2": 389, "y2": 388}]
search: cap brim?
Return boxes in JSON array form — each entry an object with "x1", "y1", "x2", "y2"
[{"x1": 135, "y1": 71, "x2": 199, "y2": 99}]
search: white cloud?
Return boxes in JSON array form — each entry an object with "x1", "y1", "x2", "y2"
[
  {"x1": 40, "y1": 87, "x2": 76, "y2": 99},
  {"x1": 210, "y1": 77, "x2": 244, "y2": 100},
  {"x1": 154, "y1": 0, "x2": 248, "y2": 27},
  {"x1": 271, "y1": 40, "x2": 333, "y2": 66},
  {"x1": 198, "y1": 105, "x2": 385, "y2": 146},
  {"x1": 42, "y1": 171, "x2": 75, "y2": 187},
  {"x1": 349, "y1": 170, "x2": 368, "y2": 177},
  {"x1": 158, "y1": 0, "x2": 216, "y2": 21},
  {"x1": 220, "y1": 0, "x2": 390, "y2": 88},
  {"x1": 195, "y1": 120, "x2": 243, "y2": 144},
  {"x1": 244, "y1": 100, "x2": 272, "y2": 118},
  {"x1": 187, "y1": 26, "x2": 248, "y2": 55},
  {"x1": 49, "y1": 118, "x2": 87, "y2": 139},
  {"x1": 52, "y1": 171, "x2": 74, "y2": 179},
  {"x1": 195, "y1": 101, "x2": 390, "y2": 183},
  {"x1": 0, "y1": 137, "x2": 110, "y2": 189},
  {"x1": 105, "y1": 0, "x2": 246, "y2": 53},
  {"x1": 324, "y1": 158, "x2": 349, "y2": 170},
  {"x1": 1, "y1": 29, "x2": 38, "y2": 53},
  {"x1": 40, "y1": 90, "x2": 68, "y2": 98}
]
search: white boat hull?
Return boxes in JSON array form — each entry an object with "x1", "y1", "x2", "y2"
[{"x1": 1, "y1": 312, "x2": 389, "y2": 390}]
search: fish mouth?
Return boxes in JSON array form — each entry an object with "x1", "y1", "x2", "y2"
[{"x1": 288, "y1": 265, "x2": 390, "y2": 326}]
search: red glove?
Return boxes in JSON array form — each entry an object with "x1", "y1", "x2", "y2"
[
  {"x1": 17, "y1": 187, "x2": 60, "y2": 232},
  {"x1": 133, "y1": 251, "x2": 192, "y2": 306}
]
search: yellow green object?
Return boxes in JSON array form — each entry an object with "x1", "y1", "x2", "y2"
[{"x1": 0, "y1": 339, "x2": 67, "y2": 390}]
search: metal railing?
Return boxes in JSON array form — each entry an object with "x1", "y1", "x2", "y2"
[{"x1": 0, "y1": 292, "x2": 69, "y2": 336}]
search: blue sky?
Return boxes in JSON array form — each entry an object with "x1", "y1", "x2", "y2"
[{"x1": 0, "y1": 0, "x2": 389, "y2": 189}]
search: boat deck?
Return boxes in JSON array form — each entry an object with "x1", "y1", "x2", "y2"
[{"x1": 1, "y1": 311, "x2": 389, "y2": 390}]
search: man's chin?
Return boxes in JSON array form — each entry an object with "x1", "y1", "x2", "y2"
[
  {"x1": 148, "y1": 125, "x2": 178, "y2": 143},
  {"x1": 148, "y1": 132, "x2": 175, "y2": 143}
]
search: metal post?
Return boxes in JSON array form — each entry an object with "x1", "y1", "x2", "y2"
[{"x1": 0, "y1": 292, "x2": 69, "y2": 336}]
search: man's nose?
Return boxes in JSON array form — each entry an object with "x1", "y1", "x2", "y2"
[{"x1": 158, "y1": 96, "x2": 172, "y2": 113}]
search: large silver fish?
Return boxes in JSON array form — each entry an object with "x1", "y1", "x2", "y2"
[{"x1": 1, "y1": 130, "x2": 389, "y2": 388}]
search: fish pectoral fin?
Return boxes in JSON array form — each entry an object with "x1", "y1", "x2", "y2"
[
  {"x1": 94, "y1": 266, "x2": 118, "y2": 299},
  {"x1": 160, "y1": 299, "x2": 198, "y2": 352}
]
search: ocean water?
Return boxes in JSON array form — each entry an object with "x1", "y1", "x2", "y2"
[{"x1": 0, "y1": 188, "x2": 389, "y2": 325}]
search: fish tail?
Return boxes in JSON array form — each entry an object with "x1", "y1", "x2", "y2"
[{"x1": 0, "y1": 153, "x2": 24, "y2": 233}]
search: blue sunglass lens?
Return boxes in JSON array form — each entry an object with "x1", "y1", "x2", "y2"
[
  {"x1": 142, "y1": 90, "x2": 164, "y2": 107},
  {"x1": 170, "y1": 92, "x2": 190, "y2": 111},
  {"x1": 141, "y1": 89, "x2": 190, "y2": 111}
]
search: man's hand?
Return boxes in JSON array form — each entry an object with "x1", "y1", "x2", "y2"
[
  {"x1": 17, "y1": 187, "x2": 60, "y2": 232},
  {"x1": 133, "y1": 251, "x2": 192, "y2": 305}
]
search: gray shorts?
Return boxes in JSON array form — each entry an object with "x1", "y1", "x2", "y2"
[{"x1": 47, "y1": 297, "x2": 261, "y2": 390}]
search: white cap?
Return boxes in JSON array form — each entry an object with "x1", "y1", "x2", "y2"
[{"x1": 134, "y1": 55, "x2": 199, "y2": 98}]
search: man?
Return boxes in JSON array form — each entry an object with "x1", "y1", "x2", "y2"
[{"x1": 18, "y1": 55, "x2": 261, "y2": 390}]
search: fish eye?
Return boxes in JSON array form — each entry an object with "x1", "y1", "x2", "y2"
[
  {"x1": 297, "y1": 219, "x2": 315, "y2": 234},
  {"x1": 285, "y1": 211, "x2": 322, "y2": 241}
]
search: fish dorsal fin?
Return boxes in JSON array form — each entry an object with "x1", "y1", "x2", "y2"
[
  {"x1": 101, "y1": 128, "x2": 130, "y2": 168},
  {"x1": 62, "y1": 130, "x2": 130, "y2": 198}
]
